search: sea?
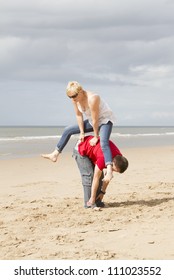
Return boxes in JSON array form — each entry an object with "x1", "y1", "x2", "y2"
[{"x1": 0, "y1": 126, "x2": 174, "y2": 160}]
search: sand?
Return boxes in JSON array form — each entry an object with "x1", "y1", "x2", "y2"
[{"x1": 0, "y1": 146, "x2": 174, "y2": 260}]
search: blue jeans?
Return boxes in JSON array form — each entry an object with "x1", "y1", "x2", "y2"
[
  {"x1": 73, "y1": 148, "x2": 103, "y2": 207},
  {"x1": 57, "y1": 120, "x2": 113, "y2": 165}
]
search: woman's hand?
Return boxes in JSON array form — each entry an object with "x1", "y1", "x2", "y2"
[
  {"x1": 89, "y1": 136, "x2": 99, "y2": 146},
  {"x1": 79, "y1": 132, "x2": 85, "y2": 142},
  {"x1": 102, "y1": 164, "x2": 113, "y2": 183},
  {"x1": 102, "y1": 171, "x2": 113, "y2": 184}
]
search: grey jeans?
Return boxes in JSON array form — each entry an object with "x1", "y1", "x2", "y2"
[{"x1": 73, "y1": 148, "x2": 103, "y2": 208}]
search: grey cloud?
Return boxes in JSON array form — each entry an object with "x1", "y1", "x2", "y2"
[
  {"x1": 2, "y1": 0, "x2": 174, "y2": 33},
  {"x1": 0, "y1": 0, "x2": 174, "y2": 125}
]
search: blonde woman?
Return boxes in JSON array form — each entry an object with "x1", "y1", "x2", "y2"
[{"x1": 42, "y1": 81, "x2": 115, "y2": 182}]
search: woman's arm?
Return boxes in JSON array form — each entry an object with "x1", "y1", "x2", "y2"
[
  {"x1": 88, "y1": 95, "x2": 100, "y2": 145},
  {"x1": 72, "y1": 101, "x2": 85, "y2": 141}
]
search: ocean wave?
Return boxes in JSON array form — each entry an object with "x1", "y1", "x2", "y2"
[
  {"x1": 0, "y1": 135, "x2": 61, "y2": 142},
  {"x1": 0, "y1": 132, "x2": 174, "y2": 142},
  {"x1": 112, "y1": 132, "x2": 174, "y2": 137}
]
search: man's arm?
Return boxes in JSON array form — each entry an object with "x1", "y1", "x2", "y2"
[
  {"x1": 88, "y1": 165, "x2": 110, "y2": 205},
  {"x1": 100, "y1": 176, "x2": 109, "y2": 193},
  {"x1": 96, "y1": 170, "x2": 110, "y2": 202},
  {"x1": 88, "y1": 164, "x2": 102, "y2": 205}
]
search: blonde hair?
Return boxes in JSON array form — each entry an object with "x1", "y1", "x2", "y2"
[{"x1": 66, "y1": 81, "x2": 83, "y2": 96}]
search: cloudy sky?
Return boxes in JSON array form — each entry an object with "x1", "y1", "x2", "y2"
[{"x1": 1, "y1": 0, "x2": 174, "y2": 126}]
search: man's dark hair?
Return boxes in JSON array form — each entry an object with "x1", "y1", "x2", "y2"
[{"x1": 113, "y1": 155, "x2": 129, "y2": 173}]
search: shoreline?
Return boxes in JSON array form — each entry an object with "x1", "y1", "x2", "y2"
[
  {"x1": 0, "y1": 145, "x2": 174, "y2": 259},
  {"x1": 1, "y1": 126, "x2": 174, "y2": 160},
  {"x1": 1, "y1": 137, "x2": 174, "y2": 161}
]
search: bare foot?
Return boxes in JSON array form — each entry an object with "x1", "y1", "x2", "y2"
[
  {"x1": 41, "y1": 150, "x2": 59, "y2": 162},
  {"x1": 86, "y1": 201, "x2": 101, "y2": 211}
]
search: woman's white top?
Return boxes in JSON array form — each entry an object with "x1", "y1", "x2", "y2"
[{"x1": 77, "y1": 95, "x2": 115, "y2": 126}]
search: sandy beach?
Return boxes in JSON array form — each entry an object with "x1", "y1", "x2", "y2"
[{"x1": 0, "y1": 145, "x2": 174, "y2": 260}]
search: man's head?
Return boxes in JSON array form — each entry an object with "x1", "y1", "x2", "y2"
[{"x1": 112, "y1": 155, "x2": 128, "y2": 173}]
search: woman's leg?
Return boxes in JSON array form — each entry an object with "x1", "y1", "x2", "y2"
[
  {"x1": 42, "y1": 120, "x2": 93, "y2": 162},
  {"x1": 57, "y1": 119, "x2": 93, "y2": 152},
  {"x1": 56, "y1": 124, "x2": 80, "y2": 152},
  {"x1": 99, "y1": 121, "x2": 113, "y2": 182},
  {"x1": 99, "y1": 121, "x2": 113, "y2": 165}
]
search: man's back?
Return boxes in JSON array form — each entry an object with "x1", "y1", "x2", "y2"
[{"x1": 78, "y1": 136, "x2": 122, "y2": 170}]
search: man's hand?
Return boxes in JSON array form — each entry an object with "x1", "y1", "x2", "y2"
[
  {"x1": 89, "y1": 136, "x2": 99, "y2": 146},
  {"x1": 96, "y1": 193, "x2": 104, "y2": 201}
]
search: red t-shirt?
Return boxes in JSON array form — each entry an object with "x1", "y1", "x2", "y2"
[{"x1": 78, "y1": 136, "x2": 122, "y2": 170}]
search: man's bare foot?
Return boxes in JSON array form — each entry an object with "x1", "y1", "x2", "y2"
[
  {"x1": 41, "y1": 150, "x2": 59, "y2": 162},
  {"x1": 86, "y1": 201, "x2": 101, "y2": 210}
]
